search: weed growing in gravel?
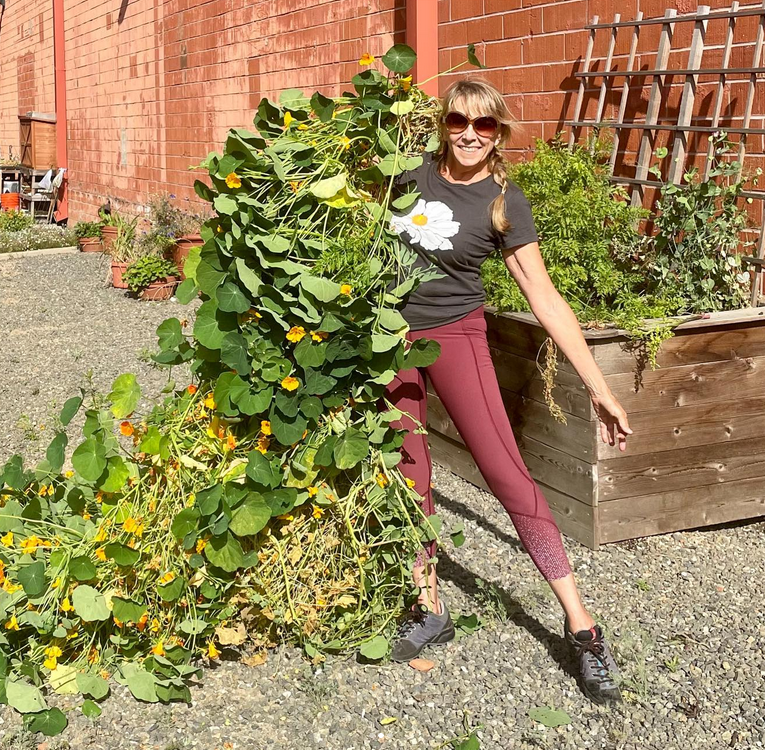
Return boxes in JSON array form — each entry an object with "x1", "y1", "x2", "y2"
[
  {"x1": 663, "y1": 654, "x2": 680, "y2": 673},
  {"x1": 297, "y1": 667, "x2": 337, "y2": 708},
  {"x1": 474, "y1": 576, "x2": 509, "y2": 624},
  {"x1": 0, "y1": 729, "x2": 38, "y2": 750},
  {"x1": 15, "y1": 413, "x2": 41, "y2": 444},
  {"x1": 437, "y1": 711, "x2": 484, "y2": 749},
  {"x1": 613, "y1": 620, "x2": 656, "y2": 705}
]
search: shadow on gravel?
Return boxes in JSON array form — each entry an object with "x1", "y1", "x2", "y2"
[
  {"x1": 435, "y1": 549, "x2": 579, "y2": 682},
  {"x1": 432, "y1": 489, "x2": 525, "y2": 553}
]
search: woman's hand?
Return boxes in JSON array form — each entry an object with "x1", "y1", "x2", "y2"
[{"x1": 591, "y1": 390, "x2": 632, "y2": 452}]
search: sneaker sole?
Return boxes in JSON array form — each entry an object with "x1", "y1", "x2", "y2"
[{"x1": 390, "y1": 626, "x2": 456, "y2": 663}]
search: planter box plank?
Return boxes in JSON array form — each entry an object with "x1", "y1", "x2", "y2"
[
  {"x1": 594, "y1": 323, "x2": 765, "y2": 374},
  {"x1": 428, "y1": 308, "x2": 765, "y2": 548},
  {"x1": 598, "y1": 477, "x2": 765, "y2": 543},
  {"x1": 596, "y1": 397, "x2": 765, "y2": 459},
  {"x1": 604, "y1": 355, "x2": 765, "y2": 413},
  {"x1": 599, "y1": 436, "x2": 765, "y2": 501}
]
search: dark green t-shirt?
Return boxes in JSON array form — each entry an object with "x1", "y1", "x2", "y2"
[{"x1": 390, "y1": 154, "x2": 538, "y2": 331}]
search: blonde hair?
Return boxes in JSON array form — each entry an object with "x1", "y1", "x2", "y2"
[{"x1": 436, "y1": 79, "x2": 516, "y2": 234}]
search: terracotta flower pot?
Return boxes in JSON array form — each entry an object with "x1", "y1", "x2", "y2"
[
  {"x1": 101, "y1": 225, "x2": 119, "y2": 253},
  {"x1": 140, "y1": 276, "x2": 179, "y2": 301},
  {"x1": 111, "y1": 261, "x2": 130, "y2": 289},
  {"x1": 78, "y1": 237, "x2": 103, "y2": 253},
  {"x1": 1, "y1": 193, "x2": 20, "y2": 211},
  {"x1": 169, "y1": 234, "x2": 203, "y2": 280}
]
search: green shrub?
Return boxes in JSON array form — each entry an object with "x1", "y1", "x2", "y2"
[
  {"x1": 74, "y1": 220, "x2": 102, "y2": 240},
  {"x1": 0, "y1": 209, "x2": 34, "y2": 232},
  {"x1": 123, "y1": 255, "x2": 178, "y2": 292}
]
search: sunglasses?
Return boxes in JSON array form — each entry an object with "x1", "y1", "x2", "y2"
[{"x1": 443, "y1": 111, "x2": 499, "y2": 138}]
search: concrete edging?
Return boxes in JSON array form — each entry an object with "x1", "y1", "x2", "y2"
[{"x1": 0, "y1": 246, "x2": 80, "y2": 261}]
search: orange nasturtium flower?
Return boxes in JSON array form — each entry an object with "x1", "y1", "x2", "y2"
[
  {"x1": 310, "y1": 331, "x2": 328, "y2": 342},
  {"x1": 340, "y1": 284, "x2": 352, "y2": 296},
  {"x1": 160, "y1": 572, "x2": 176, "y2": 584},
  {"x1": 376, "y1": 473, "x2": 389, "y2": 488},
  {"x1": 225, "y1": 172, "x2": 242, "y2": 189},
  {"x1": 281, "y1": 376, "x2": 299, "y2": 391},
  {"x1": 119, "y1": 421, "x2": 134, "y2": 437},
  {"x1": 359, "y1": 52, "x2": 375, "y2": 66},
  {"x1": 286, "y1": 326, "x2": 306, "y2": 343},
  {"x1": 226, "y1": 434, "x2": 237, "y2": 451},
  {"x1": 256, "y1": 436, "x2": 270, "y2": 455},
  {"x1": 187, "y1": 384, "x2": 198, "y2": 395},
  {"x1": 260, "y1": 420, "x2": 272, "y2": 435},
  {"x1": 136, "y1": 613, "x2": 149, "y2": 632}
]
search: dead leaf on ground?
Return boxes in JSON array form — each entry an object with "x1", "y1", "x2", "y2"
[
  {"x1": 408, "y1": 658, "x2": 435, "y2": 672},
  {"x1": 242, "y1": 651, "x2": 268, "y2": 667},
  {"x1": 215, "y1": 622, "x2": 248, "y2": 646}
]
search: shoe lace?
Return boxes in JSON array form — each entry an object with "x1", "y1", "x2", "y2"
[
  {"x1": 577, "y1": 638, "x2": 613, "y2": 685},
  {"x1": 396, "y1": 606, "x2": 427, "y2": 639}
]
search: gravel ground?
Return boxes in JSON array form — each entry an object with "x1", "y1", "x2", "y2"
[{"x1": 0, "y1": 253, "x2": 764, "y2": 750}]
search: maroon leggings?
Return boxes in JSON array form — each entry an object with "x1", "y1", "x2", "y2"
[{"x1": 384, "y1": 306, "x2": 572, "y2": 582}]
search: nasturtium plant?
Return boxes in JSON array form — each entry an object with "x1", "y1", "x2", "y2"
[{"x1": 0, "y1": 42, "x2": 482, "y2": 738}]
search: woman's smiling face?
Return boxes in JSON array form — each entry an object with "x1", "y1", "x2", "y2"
[{"x1": 443, "y1": 98, "x2": 499, "y2": 172}]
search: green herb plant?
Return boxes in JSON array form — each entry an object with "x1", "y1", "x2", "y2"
[
  {"x1": 0, "y1": 210, "x2": 34, "y2": 233},
  {"x1": 123, "y1": 256, "x2": 178, "y2": 293}
]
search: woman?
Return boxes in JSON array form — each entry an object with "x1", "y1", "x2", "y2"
[{"x1": 383, "y1": 79, "x2": 632, "y2": 705}]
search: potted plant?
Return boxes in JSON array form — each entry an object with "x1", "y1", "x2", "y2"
[
  {"x1": 99, "y1": 206, "x2": 119, "y2": 252},
  {"x1": 74, "y1": 220, "x2": 103, "y2": 252},
  {"x1": 107, "y1": 214, "x2": 140, "y2": 289},
  {"x1": 142, "y1": 193, "x2": 205, "y2": 279},
  {"x1": 123, "y1": 255, "x2": 179, "y2": 300}
]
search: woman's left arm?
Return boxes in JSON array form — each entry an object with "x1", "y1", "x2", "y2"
[{"x1": 502, "y1": 241, "x2": 632, "y2": 451}]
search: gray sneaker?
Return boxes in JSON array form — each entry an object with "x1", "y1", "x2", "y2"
[
  {"x1": 565, "y1": 621, "x2": 622, "y2": 704},
  {"x1": 390, "y1": 602, "x2": 456, "y2": 662}
]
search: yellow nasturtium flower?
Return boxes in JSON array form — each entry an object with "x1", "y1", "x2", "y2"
[
  {"x1": 61, "y1": 597, "x2": 74, "y2": 612},
  {"x1": 359, "y1": 52, "x2": 375, "y2": 66},
  {"x1": 4, "y1": 615, "x2": 19, "y2": 631},
  {"x1": 256, "y1": 436, "x2": 270, "y2": 454},
  {"x1": 45, "y1": 646, "x2": 62, "y2": 659},
  {"x1": 310, "y1": 331, "x2": 328, "y2": 342},
  {"x1": 340, "y1": 284, "x2": 352, "y2": 296},
  {"x1": 151, "y1": 641, "x2": 165, "y2": 656},
  {"x1": 340, "y1": 136, "x2": 351, "y2": 151},
  {"x1": 376, "y1": 473, "x2": 389, "y2": 488},
  {"x1": 260, "y1": 420, "x2": 272, "y2": 435},
  {"x1": 312, "y1": 505, "x2": 324, "y2": 519},
  {"x1": 281, "y1": 376, "x2": 299, "y2": 392},
  {"x1": 208, "y1": 641, "x2": 221, "y2": 659},
  {"x1": 1, "y1": 531, "x2": 13, "y2": 547},
  {"x1": 405, "y1": 478, "x2": 416, "y2": 489},
  {"x1": 204, "y1": 394, "x2": 216, "y2": 409},
  {"x1": 225, "y1": 172, "x2": 242, "y2": 189},
  {"x1": 307, "y1": 486, "x2": 318, "y2": 497},
  {"x1": 400, "y1": 75, "x2": 413, "y2": 92},
  {"x1": 43, "y1": 656, "x2": 58, "y2": 670},
  {"x1": 286, "y1": 326, "x2": 306, "y2": 343},
  {"x1": 283, "y1": 111, "x2": 294, "y2": 128}
]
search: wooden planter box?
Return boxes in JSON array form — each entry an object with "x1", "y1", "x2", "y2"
[{"x1": 427, "y1": 306, "x2": 765, "y2": 549}]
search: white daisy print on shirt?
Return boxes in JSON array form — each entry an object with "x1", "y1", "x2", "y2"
[{"x1": 390, "y1": 199, "x2": 460, "y2": 251}]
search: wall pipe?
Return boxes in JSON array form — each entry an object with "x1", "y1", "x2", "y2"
[
  {"x1": 406, "y1": 0, "x2": 439, "y2": 97},
  {"x1": 53, "y1": 0, "x2": 68, "y2": 222}
]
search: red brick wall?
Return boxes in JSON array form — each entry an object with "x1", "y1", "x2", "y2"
[
  {"x1": 439, "y1": 0, "x2": 765, "y2": 191},
  {"x1": 0, "y1": 2, "x2": 55, "y2": 163},
  {"x1": 63, "y1": 0, "x2": 405, "y2": 222},
  {"x1": 0, "y1": 1, "x2": 762, "y2": 225}
]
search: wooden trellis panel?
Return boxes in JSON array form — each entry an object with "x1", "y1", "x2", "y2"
[{"x1": 565, "y1": 2, "x2": 765, "y2": 305}]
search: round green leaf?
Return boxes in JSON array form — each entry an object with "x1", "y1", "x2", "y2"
[
  {"x1": 171, "y1": 508, "x2": 200, "y2": 541},
  {"x1": 390, "y1": 99, "x2": 414, "y2": 116},
  {"x1": 99, "y1": 456, "x2": 131, "y2": 493},
  {"x1": 6, "y1": 678, "x2": 47, "y2": 713},
  {"x1": 299, "y1": 274, "x2": 341, "y2": 303},
  {"x1": 82, "y1": 699, "x2": 102, "y2": 718},
  {"x1": 381, "y1": 44, "x2": 416, "y2": 73},
  {"x1": 49, "y1": 664, "x2": 79, "y2": 695},
  {"x1": 112, "y1": 597, "x2": 147, "y2": 624},
  {"x1": 17, "y1": 560, "x2": 46, "y2": 597},
  {"x1": 46, "y1": 432, "x2": 68, "y2": 473},
  {"x1": 333, "y1": 428, "x2": 370, "y2": 470},
  {"x1": 76, "y1": 672, "x2": 110, "y2": 700},
  {"x1": 528, "y1": 706, "x2": 572, "y2": 728},
  {"x1": 104, "y1": 542, "x2": 140, "y2": 567},
  {"x1": 204, "y1": 532, "x2": 245, "y2": 573},
  {"x1": 156, "y1": 318, "x2": 184, "y2": 350},
  {"x1": 213, "y1": 194, "x2": 238, "y2": 215},
  {"x1": 71, "y1": 437, "x2": 107, "y2": 483},
  {"x1": 229, "y1": 496, "x2": 271, "y2": 536},
  {"x1": 178, "y1": 618, "x2": 208, "y2": 635},
  {"x1": 26, "y1": 707, "x2": 67, "y2": 736},
  {"x1": 359, "y1": 635, "x2": 389, "y2": 660},
  {"x1": 157, "y1": 577, "x2": 184, "y2": 602},
  {"x1": 108, "y1": 373, "x2": 141, "y2": 419},
  {"x1": 70, "y1": 555, "x2": 97, "y2": 582},
  {"x1": 59, "y1": 395, "x2": 83, "y2": 427},
  {"x1": 216, "y1": 282, "x2": 251, "y2": 314},
  {"x1": 72, "y1": 585, "x2": 111, "y2": 622},
  {"x1": 119, "y1": 663, "x2": 158, "y2": 703}
]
